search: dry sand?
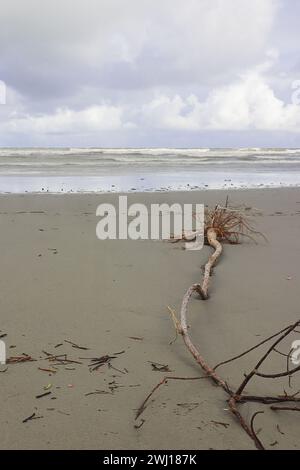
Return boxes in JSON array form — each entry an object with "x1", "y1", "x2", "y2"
[{"x1": 0, "y1": 188, "x2": 300, "y2": 450}]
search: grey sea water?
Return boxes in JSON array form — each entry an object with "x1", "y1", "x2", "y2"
[{"x1": 0, "y1": 148, "x2": 300, "y2": 193}]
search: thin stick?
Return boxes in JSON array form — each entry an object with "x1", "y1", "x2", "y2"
[
  {"x1": 36, "y1": 391, "x2": 52, "y2": 399},
  {"x1": 239, "y1": 395, "x2": 300, "y2": 404},
  {"x1": 254, "y1": 363, "x2": 300, "y2": 379},
  {"x1": 270, "y1": 406, "x2": 300, "y2": 412},
  {"x1": 64, "y1": 340, "x2": 89, "y2": 350},
  {"x1": 228, "y1": 398, "x2": 264, "y2": 450},
  {"x1": 250, "y1": 411, "x2": 265, "y2": 450},
  {"x1": 135, "y1": 375, "x2": 207, "y2": 420},
  {"x1": 214, "y1": 324, "x2": 294, "y2": 370},
  {"x1": 235, "y1": 321, "x2": 300, "y2": 396}
]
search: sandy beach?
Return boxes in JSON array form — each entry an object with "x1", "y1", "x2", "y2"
[{"x1": 1, "y1": 187, "x2": 300, "y2": 450}]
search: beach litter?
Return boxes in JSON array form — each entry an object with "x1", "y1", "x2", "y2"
[
  {"x1": 64, "y1": 339, "x2": 89, "y2": 350},
  {"x1": 36, "y1": 391, "x2": 52, "y2": 399},
  {"x1": 42, "y1": 351, "x2": 82, "y2": 366},
  {"x1": 148, "y1": 361, "x2": 171, "y2": 372},
  {"x1": 7, "y1": 354, "x2": 35, "y2": 364},
  {"x1": 22, "y1": 413, "x2": 44, "y2": 423},
  {"x1": 85, "y1": 389, "x2": 111, "y2": 396},
  {"x1": 81, "y1": 355, "x2": 116, "y2": 371},
  {"x1": 38, "y1": 367, "x2": 57, "y2": 374}
]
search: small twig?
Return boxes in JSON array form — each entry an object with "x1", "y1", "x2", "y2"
[
  {"x1": 214, "y1": 324, "x2": 294, "y2": 370},
  {"x1": 135, "y1": 376, "x2": 207, "y2": 420},
  {"x1": 148, "y1": 361, "x2": 171, "y2": 372},
  {"x1": 86, "y1": 355, "x2": 116, "y2": 371},
  {"x1": 64, "y1": 340, "x2": 89, "y2": 350},
  {"x1": 7, "y1": 354, "x2": 35, "y2": 364},
  {"x1": 228, "y1": 397, "x2": 264, "y2": 450},
  {"x1": 38, "y1": 367, "x2": 57, "y2": 374},
  {"x1": 134, "y1": 419, "x2": 145, "y2": 429},
  {"x1": 250, "y1": 411, "x2": 265, "y2": 450},
  {"x1": 22, "y1": 413, "x2": 43, "y2": 423},
  {"x1": 271, "y1": 405, "x2": 300, "y2": 412},
  {"x1": 254, "y1": 363, "x2": 300, "y2": 379},
  {"x1": 22, "y1": 413, "x2": 36, "y2": 423},
  {"x1": 36, "y1": 391, "x2": 52, "y2": 399},
  {"x1": 85, "y1": 390, "x2": 111, "y2": 396},
  {"x1": 273, "y1": 348, "x2": 289, "y2": 358},
  {"x1": 167, "y1": 306, "x2": 182, "y2": 343},
  {"x1": 211, "y1": 420, "x2": 230, "y2": 428},
  {"x1": 44, "y1": 352, "x2": 82, "y2": 365},
  {"x1": 108, "y1": 363, "x2": 127, "y2": 374},
  {"x1": 239, "y1": 395, "x2": 300, "y2": 404},
  {"x1": 235, "y1": 321, "x2": 300, "y2": 396}
]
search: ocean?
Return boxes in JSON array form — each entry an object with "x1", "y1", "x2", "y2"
[{"x1": 0, "y1": 147, "x2": 300, "y2": 193}]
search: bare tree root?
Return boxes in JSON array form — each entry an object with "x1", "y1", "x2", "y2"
[{"x1": 171, "y1": 202, "x2": 266, "y2": 300}]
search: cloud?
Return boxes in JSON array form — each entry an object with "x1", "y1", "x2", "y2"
[
  {"x1": 142, "y1": 72, "x2": 300, "y2": 132},
  {"x1": 1, "y1": 104, "x2": 125, "y2": 135},
  {"x1": 1, "y1": 0, "x2": 300, "y2": 146},
  {"x1": 3, "y1": 68, "x2": 300, "y2": 138},
  {"x1": 0, "y1": 0, "x2": 276, "y2": 99}
]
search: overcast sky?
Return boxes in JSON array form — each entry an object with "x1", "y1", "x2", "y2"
[{"x1": 0, "y1": 0, "x2": 300, "y2": 147}]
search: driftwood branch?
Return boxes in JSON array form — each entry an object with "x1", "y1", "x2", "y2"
[
  {"x1": 138, "y1": 203, "x2": 298, "y2": 450},
  {"x1": 197, "y1": 228, "x2": 223, "y2": 299}
]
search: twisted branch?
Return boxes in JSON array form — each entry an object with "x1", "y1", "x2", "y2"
[{"x1": 138, "y1": 202, "x2": 298, "y2": 450}]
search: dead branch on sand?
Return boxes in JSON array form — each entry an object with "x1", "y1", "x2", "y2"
[{"x1": 137, "y1": 201, "x2": 300, "y2": 450}]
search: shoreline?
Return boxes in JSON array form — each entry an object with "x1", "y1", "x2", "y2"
[
  {"x1": 0, "y1": 183, "x2": 300, "y2": 196},
  {"x1": 1, "y1": 167, "x2": 300, "y2": 194}
]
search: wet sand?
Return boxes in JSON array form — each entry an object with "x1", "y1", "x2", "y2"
[{"x1": 0, "y1": 188, "x2": 300, "y2": 450}]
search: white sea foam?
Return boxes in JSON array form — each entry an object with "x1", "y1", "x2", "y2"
[{"x1": 0, "y1": 148, "x2": 300, "y2": 192}]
